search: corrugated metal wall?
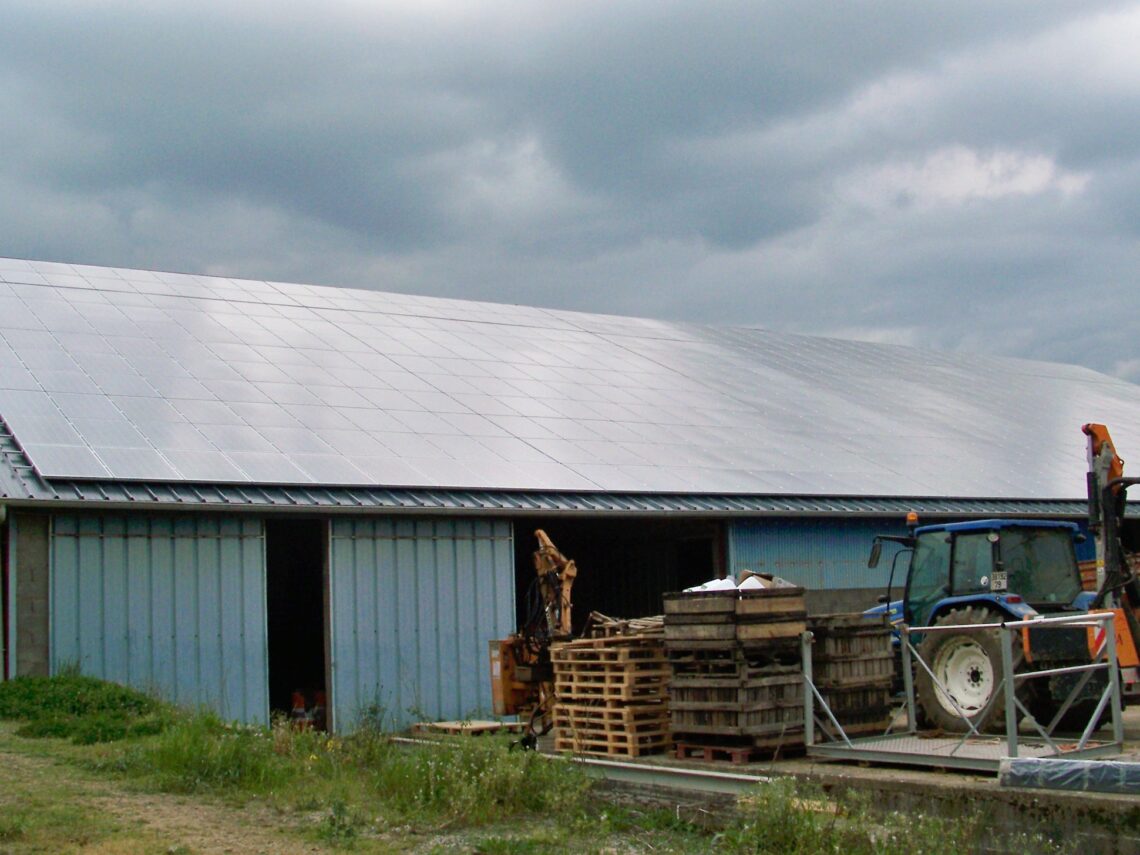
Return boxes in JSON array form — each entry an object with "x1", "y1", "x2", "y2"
[
  {"x1": 730, "y1": 517, "x2": 906, "y2": 591},
  {"x1": 328, "y1": 517, "x2": 514, "y2": 731},
  {"x1": 50, "y1": 514, "x2": 268, "y2": 723}
]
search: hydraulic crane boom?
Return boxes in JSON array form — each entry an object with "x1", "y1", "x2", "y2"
[
  {"x1": 489, "y1": 530, "x2": 579, "y2": 747},
  {"x1": 1083, "y1": 423, "x2": 1140, "y2": 698},
  {"x1": 1083, "y1": 423, "x2": 1140, "y2": 608}
]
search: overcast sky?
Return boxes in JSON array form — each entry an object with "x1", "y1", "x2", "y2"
[{"x1": 3, "y1": 2, "x2": 1140, "y2": 382}]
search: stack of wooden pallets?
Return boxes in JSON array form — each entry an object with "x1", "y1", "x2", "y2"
[
  {"x1": 550, "y1": 634, "x2": 670, "y2": 757},
  {"x1": 664, "y1": 588, "x2": 807, "y2": 763},
  {"x1": 807, "y1": 613, "x2": 895, "y2": 737}
]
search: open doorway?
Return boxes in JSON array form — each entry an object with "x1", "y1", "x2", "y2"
[
  {"x1": 512, "y1": 518, "x2": 724, "y2": 633},
  {"x1": 266, "y1": 518, "x2": 328, "y2": 726}
]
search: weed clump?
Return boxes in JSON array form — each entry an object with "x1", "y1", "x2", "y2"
[
  {"x1": 116, "y1": 712, "x2": 294, "y2": 794},
  {"x1": 712, "y1": 777, "x2": 1071, "y2": 855},
  {"x1": 348, "y1": 732, "x2": 591, "y2": 824},
  {"x1": 0, "y1": 674, "x2": 170, "y2": 744}
]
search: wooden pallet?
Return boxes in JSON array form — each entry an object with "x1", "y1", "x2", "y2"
[
  {"x1": 551, "y1": 645, "x2": 667, "y2": 666},
  {"x1": 582, "y1": 612, "x2": 665, "y2": 639},
  {"x1": 550, "y1": 634, "x2": 671, "y2": 757},
  {"x1": 554, "y1": 731, "x2": 670, "y2": 757},
  {"x1": 554, "y1": 675, "x2": 669, "y2": 702},
  {"x1": 553, "y1": 635, "x2": 666, "y2": 652},
  {"x1": 554, "y1": 700, "x2": 671, "y2": 757},
  {"x1": 554, "y1": 704, "x2": 669, "y2": 740},
  {"x1": 673, "y1": 733, "x2": 804, "y2": 764},
  {"x1": 552, "y1": 636, "x2": 670, "y2": 703}
]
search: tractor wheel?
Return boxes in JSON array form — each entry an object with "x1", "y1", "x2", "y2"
[{"x1": 915, "y1": 606, "x2": 1023, "y2": 734}]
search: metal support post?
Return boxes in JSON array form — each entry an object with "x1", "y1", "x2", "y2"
[
  {"x1": 801, "y1": 631, "x2": 814, "y2": 747},
  {"x1": 1002, "y1": 626, "x2": 1018, "y2": 758},
  {"x1": 1106, "y1": 613, "x2": 1125, "y2": 746},
  {"x1": 900, "y1": 624, "x2": 916, "y2": 734}
]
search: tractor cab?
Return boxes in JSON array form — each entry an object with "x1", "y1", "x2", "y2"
[{"x1": 903, "y1": 519, "x2": 1085, "y2": 628}]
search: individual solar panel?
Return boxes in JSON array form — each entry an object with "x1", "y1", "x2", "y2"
[
  {"x1": 24, "y1": 444, "x2": 111, "y2": 478},
  {"x1": 290, "y1": 454, "x2": 371, "y2": 485},
  {"x1": 226, "y1": 452, "x2": 310, "y2": 483},
  {"x1": 94, "y1": 447, "x2": 181, "y2": 480}
]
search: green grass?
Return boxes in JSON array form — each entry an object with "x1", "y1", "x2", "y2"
[
  {"x1": 0, "y1": 676, "x2": 1080, "y2": 853},
  {"x1": 0, "y1": 672, "x2": 172, "y2": 744}
]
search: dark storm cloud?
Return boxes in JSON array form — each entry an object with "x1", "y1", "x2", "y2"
[{"x1": 1, "y1": 1, "x2": 1139, "y2": 381}]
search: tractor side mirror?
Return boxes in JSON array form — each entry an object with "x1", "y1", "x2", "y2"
[
  {"x1": 877, "y1": 593, "x2": 889, "y2": 604},
  {"x1": 868, "y1": 541, "x2": 883, "y2": 569}
]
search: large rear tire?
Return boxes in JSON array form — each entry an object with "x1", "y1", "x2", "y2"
[{"x1": 915, "y1": 606, "x2": 1023, "y2": 733}]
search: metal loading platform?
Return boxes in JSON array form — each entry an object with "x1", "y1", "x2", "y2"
[{"x1": 803, "y1": 612, "x2": 1126, "y2": 774}]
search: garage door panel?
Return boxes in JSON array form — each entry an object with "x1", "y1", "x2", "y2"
[
  {"x1": 329, "y1": 517, "x2": 513, "y2": 732},
  {"x1": 50, "y1": 514, "x2": 268, "y2": 724}
]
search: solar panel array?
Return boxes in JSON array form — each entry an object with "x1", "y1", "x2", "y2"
[{"x1": 1, "y1": 256, "x2": 1138, "y2": 499}]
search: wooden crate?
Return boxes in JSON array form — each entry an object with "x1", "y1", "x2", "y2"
[
  {"x1": 670, "y1": 671, "x2": 802, "y2": 707},
  {"x1": 663, "y1": 592, "x2": 737, "y2": 616},
  {"x1": 809, "y1": 613, "x2": 892, "y2": 660},
  {"x1": 819, "y1": 684, "x2": 892, "y2": 715},
  {"x1": 670, "y1": 700, "x2": 804, "y2": 738},
  {"x1": 737, "y1": 619, "x2": 807, "y2": 643},
  {"x1": 664, "y1": 622, "x2": 737, "y2": 642},
  {"x1": 666, "y1": 642, "x2": 800, "y2": 677},
  {"x1": 736, "y1": 588, "x2": 806, "y2": 620},
  {"x1": 670, "y1": 665, "x2": 804, "y2": 737},
  {"x1": 811, "y1": 654, "x2": 894, "y2": 688}
]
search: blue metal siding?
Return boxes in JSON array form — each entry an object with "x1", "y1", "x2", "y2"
[
  {"x1": 328, "y1": 517, "x2": 514, "y2": 731},
  {"x1": 730, "y1": 518, "x2": 908, "y2": 590},
  {"x1": 50, "y1": 514, "x2": 268, "y2": 723}
]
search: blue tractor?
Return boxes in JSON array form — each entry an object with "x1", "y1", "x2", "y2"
[{"x1": 866, "y1": 518, "x2": 1108, "y2": 733}]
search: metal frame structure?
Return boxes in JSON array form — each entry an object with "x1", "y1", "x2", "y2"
[{"x1": 804, "y1": 612, "x2": 1125, "y2": 773}]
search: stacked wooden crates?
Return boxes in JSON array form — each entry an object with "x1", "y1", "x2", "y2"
[
  {"x1": 807, "y1": 613, "x2": 894, "y2": 737},
  {"x1": 664, "y1": 588, "x2": 807, "y2": 762},
  {"x1": 550, "y1": 631, "x2": 671, "y2": 757}
]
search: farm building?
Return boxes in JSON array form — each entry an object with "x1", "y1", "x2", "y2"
[{"x1": 1, "y1": 256, "x2": 1139, "y2": 730}]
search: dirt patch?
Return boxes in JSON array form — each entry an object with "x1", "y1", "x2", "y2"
[{"x1": 0, "y1": 749, "x2": 317, "y2": 854}]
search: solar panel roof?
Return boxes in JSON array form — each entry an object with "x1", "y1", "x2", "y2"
[{"x1": 1, "y1": 256, "x2": 1139, "y2": 500}]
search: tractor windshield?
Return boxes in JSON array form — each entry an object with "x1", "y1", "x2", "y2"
[
  {"x1": 999, "y1": 527, "x2": 1082, "y2": 606},
  {"x1": 906, "y1": 531, "x2": 951, "y2": 626}
]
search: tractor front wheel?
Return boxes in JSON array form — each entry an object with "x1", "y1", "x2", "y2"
[{"x1": 915, "y1": 606, "x2": 1022, "y2": 733}]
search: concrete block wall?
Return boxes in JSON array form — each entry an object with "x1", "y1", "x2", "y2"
[{"x1": 13, "y1": 513, "x2": 50, "y2": 677}]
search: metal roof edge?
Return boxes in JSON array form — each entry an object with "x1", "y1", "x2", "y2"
[{"x1": 0, "y1": 474, "x2": 1106, "y2": 519}]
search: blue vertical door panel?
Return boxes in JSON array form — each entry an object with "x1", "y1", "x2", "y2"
[
  {"x1": 328, "y1": 517, "x2": 514, "y2": 732},
  {"x1": 729, "y1": 517, "x2": 907, "y2": 591},
  {"x1": 50, "y1": 514, "x2": 268, "y2": 724}
]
